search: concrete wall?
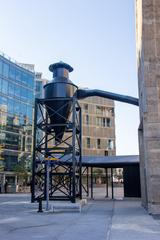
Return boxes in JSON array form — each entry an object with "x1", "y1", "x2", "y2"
[{"x1": 136, "y1": 0, "x2": 160, "y2": 214}]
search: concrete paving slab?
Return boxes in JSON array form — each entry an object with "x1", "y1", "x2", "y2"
[
  {"x1": 51, "y1": 202, "x2": 82, "y2": 213},
  {"x1": 0, "y1": 194, "x2": 160, "y2": 240},
  {"x1": 110, "y1": 201, "x2": 160, "y2": 240}
]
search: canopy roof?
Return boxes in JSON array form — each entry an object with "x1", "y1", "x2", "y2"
[
  {"x1": 81, "y1": 155, "x2": 139, "y2": 168},
  {"x1": 56, "y1": 155, "x2": 139, "y2": 168}
]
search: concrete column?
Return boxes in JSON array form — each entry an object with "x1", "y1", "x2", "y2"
[
  {"x1": 2, "y1": 173, "x2": 5, "y2": 193},
  {"x1": 136, "y1": 0, "x2": 160, "y2": 214}
]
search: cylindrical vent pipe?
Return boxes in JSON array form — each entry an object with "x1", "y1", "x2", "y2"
[
  {"x1": 44, "y1": 62, "x2": 78, "y2": 142},
  {"x1": 76, "y1": 89, "x2": 139, "y2": 106}
]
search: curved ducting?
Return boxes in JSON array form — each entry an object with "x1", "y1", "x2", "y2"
[{"x1": 76, "y1": 89, "x2": 139, "y2": 106}]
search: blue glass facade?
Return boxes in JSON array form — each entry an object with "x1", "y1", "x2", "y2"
[
  {"x1": 0, "y1": 55, "x2": 35, "y2": 172},
  {"x1": 35, "y1": 80, "x2": 43, "y2": 98}
]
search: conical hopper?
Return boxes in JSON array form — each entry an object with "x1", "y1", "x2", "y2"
[{"x1": 44, "y1": 62, "x2": 78, "y2": 142}]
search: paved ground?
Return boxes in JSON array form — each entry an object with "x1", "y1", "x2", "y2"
[
  {"x1": 90, "y1": 185, "x2": 124, "y2": 199},
  {"x1": 0, "y1": 193, "x2": 160, "y2": 240}
]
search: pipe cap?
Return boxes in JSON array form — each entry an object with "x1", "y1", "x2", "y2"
[{"x1": 49, "y1": 61, "x2": 73, "y2": 73}]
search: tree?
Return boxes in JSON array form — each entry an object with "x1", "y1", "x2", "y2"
[{"x1": 13, "y1": 161, "x2": 29, "y2": 186}]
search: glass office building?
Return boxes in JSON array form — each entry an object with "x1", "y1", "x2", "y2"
[
  {"x1": 0, "y1": 54, "x2": 35, "y2": 181},
  {"x1": 35, "y1": 72, "x2": 48, "y2": 98}
]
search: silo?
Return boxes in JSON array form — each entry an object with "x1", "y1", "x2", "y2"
[
  {"x1": 32, "y1": 62, "x2": 82, "y2": 203},
  {"x1": 44, "y1": 62, "x2": 78, "y2": 142}
]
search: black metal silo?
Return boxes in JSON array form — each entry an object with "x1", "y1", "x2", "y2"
[
  {"x1": 44, "y1": 62, "x2": 78, "y2": 142},
  {"x1": 31, "y1": 62, "x2": 82, "y2": 203}
]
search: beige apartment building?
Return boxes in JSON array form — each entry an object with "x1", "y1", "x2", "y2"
[{"x1": 79, "y1": 96, "x2": 116, "y2": 156}]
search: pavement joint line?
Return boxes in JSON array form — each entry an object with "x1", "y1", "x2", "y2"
[
  {"x1": 9, "y1": 223, "x2": 56, "y2": 233},
  {"x1": 106, "y1": 200, "x2": 115, "y2": 240}
]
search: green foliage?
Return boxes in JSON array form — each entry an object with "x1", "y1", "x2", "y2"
[{"x1": 13, "y1": 161, "x2": 29, "y2": 184}]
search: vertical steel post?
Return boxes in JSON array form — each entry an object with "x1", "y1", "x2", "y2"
[
  {"x1": 87, "y1": 167, "x2": 89, "y2": 197},
  {"x1": 31, "y1": 98, "x2": 38, "y2": 203},
  {"x1": 44, "y1": 109, "x2": 48, "y2": 200},
  {"x1": 72, "y1": 97, "x2": 76, "y2": 203},
  {"x1": 51, "y1": 164, "x2": 53, "y2": 195},
  {"x1": 69, "y1": 168, "x2": 72, "y2": 197},
  {"x1": 45, "y1": 159, "x2": 50, "y2": 211},
  {"x1": 37, "y1": 198, "x2": 43, "y2": 212},
  {"x1": 79, "y1": 106, "x2": 82, "y2": 199},
  {"x1": 111, "y1": 168, "x2": 114, "y2": 199},
  {"x1": 91, "y1": 167, "x2": 93, "y2": 199},
  {"x1": 105, "y1": 168, "x2": 108, "y2": 198}
]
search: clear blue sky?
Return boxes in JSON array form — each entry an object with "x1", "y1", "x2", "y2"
[{"x1": 0, "y1": 0, "x2": 139, "y2": 155}]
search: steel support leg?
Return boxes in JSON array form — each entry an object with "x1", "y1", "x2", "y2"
[
  {"x1": 105, "y1": 168, "x2": 108, "y2": 198},
  {"x1": 111, "y1": 168, "x2": 114, "y2": 199},
  {"x1": 91, "y1": 167, "x2": 93, "y2": 199}
]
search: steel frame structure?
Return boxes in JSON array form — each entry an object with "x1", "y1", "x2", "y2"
[{"x1": 31, "y1": 97, "x2": 82, "y2": 203}]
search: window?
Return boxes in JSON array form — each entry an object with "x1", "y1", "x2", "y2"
[
  {"x1": 104, "y1": 107, "x2": 109, "y2": 116},
  {"x1": 104, "y1": 150, "x2": 109, "y2": 156},
  {"x1": 0, "y1": 96, "x2": 7, "y2": 105},
  {"x1": 0, "y1": 111, "x2": 7, "y2": 127},
  {"x1": 0, "y1": 96, "x2": 7, "y2": 112},
  {"x1": 22, "y1": 72, "x2": 28, "y2": 86},
  {"x1": 106, "y1": 118, "x2": 111, "y2": 127},
  {"x1": 7, "y1": 115, "x2": 14, "y2": 125},
  {"x1": 110, "y1": 108, "x2": 114, "y2": 116},
  {"x1": 5, "y1": 132, "x2": 19, "y2": 146},
  {"x1": 28, "y1": 90, "x2": 34, "y2": 104},
  {"x1": 3, "y1": 62, "x2": 9, "y2": 78},
  {"x1": 97, "y1": 139, "x2": 101, "y2": 149},
  {"x1": 8, "y1": 99, "x2": 14, "y2": 114},
  {"x1": 28, "y1": 74, "x2": 34, "y2": 89},
  {"x1": 0, "y1": 77, "x2": 2, "y2": 91},
  {"x1": 13, "y1": 115, "x2": 20, "y2": 126},
  {"x1": 15, "y1": 85, "x2": 20, "y2": 99},
  {"x1": 20, "y1": 103, "x2": 27, "y2": 117},
  {"x1": 85, "y1": 115, "x2": 89, "y2": 125},
  {"x1": 26, "y1": 136, "x2": 32, "y2": 144},
  {"x1": 86, "y1": 138, "x2": 90, "y2": 148},
  {"x1": 108, "y1": 139, "x2": 114, "y2": 150},
  {"x1": 2, "y1": 79, "x2": 8, "y2": 95},
  {"x1": 96, "y1": 117, "x2": 101, "y2": 126},
  {"x1": 0, "y1": 60, "x2": 3, "y2": 75},
  {"x1": 14, "y1": 101, "x2": 20, "y2": 115},
  {"x1": 36, "y1": 81, "x2": 42, "y2": 93},
  {"x1": 9, "y1": 66, "x2": 16, "y2": 80},
  {"x1": 0, "y1": 132, "x2": 5, "y2": 141},
  {"x1": 96, "y1": 117, "x2": 111, "y2": 127},
  {"x1": 21, "y1": 87, "x2": 27, "y2": 101},
  {"x1": 84, "y1": 104, "x2": 88, "y2": 113},
  {"x1": 96, "y1": 106, "x2": 103, "y2": 114},
  {"x1": 5, "y1": 155, "x2": 17, "y2": 171},
  {"x1": 102, "y1": 118, "x2": 106, "y2": 127},
  {"x1": 20, "y1": 116, "x2": 24, "y2": 125},
  {"x1": 27, "y1": 105, "x2": 32, "y2": 121},
  {"x1": 8, "y1": 82, "x2": 14, "y2": 97},
  {"x1": 15, "y1": 69, "x2": 21, "y2": 82}
]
